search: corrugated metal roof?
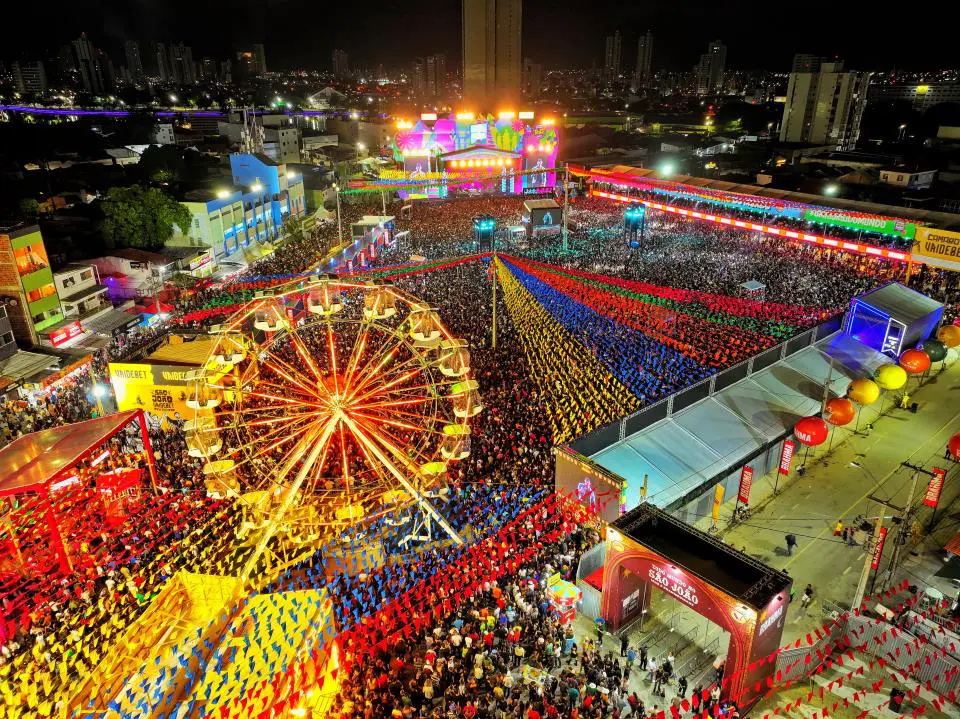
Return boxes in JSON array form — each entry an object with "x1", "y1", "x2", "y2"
[{"x1": 0, "y1": 410, "x2": 141, "y2": 495}]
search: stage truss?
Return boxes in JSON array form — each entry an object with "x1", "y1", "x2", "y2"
[{"x1": 188, "y1": 276, "x2": 481, "y2": 581}]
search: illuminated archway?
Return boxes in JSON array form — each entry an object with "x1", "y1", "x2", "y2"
[{"x1": 600, "y1": 507, "x2": 791, "y2": 709}]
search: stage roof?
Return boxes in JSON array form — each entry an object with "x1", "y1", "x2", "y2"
[
  {"x1": 0, "y1": 410, "x2": 140, "y2": 496},
  {"x1": 147, "y1": 337, "x2": 221, "y2": 366},
  {"x1": 588, "y1": 165, "x2": 960, "y2": 231},
  {"x1": 589, "y1": 332, "x2": 889, "y2": 511},
  {"x1": 856, "y1": 283, "x2": 944, "y2": 326},
  {"x1": 613, "y1": 503, "x2": 791, "y2": 608}
]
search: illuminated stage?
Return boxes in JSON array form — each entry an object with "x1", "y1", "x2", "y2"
[{"x1": 385, "y1": 112, "x2": 560, "y2": 199}]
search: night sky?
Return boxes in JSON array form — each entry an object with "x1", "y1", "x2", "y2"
[{"x1": 7, "y1": 0, "x2": 958, "y2": 72}]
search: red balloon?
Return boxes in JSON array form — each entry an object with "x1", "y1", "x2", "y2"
[
  {"x1": 899, "y1": 348, "x2": 931, "y2": 375},
  {"x1": 794, "y1": 415, "x2": 829, "y2": 446},
  {"x1": 824, "y1": 397, "x2": 855, "y2": 426},
  {"x1": 949, "y1": 433, "x2": 960, "y2": 461}
]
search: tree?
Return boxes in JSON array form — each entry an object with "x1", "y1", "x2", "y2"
[
  {"x1": 18, "y1": 198, "x2": 39, "y2": 220},
  {"x1": 280, "y1": 214, "x2": 309, "y2": 245},
  {"x1": 137, "y1": 144, "x2": 186, "y2": 184},
  {"x1": 99, "y1": 185, "x2": 192, "y2": 250}
]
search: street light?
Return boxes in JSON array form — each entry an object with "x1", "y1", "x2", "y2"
[
  {"x1": 332, "y1": 183, "x2": 343, "y2": 246},
  {"x1": 356, "y1": 142, "x2": 366, "y2": 162},
  {"x1": 898, "y1": 123, "x2": 908, "y2": 142},
  {"x1": 92, "y1": 384, "x2": 108, "y2": 417},
  {"x1": 155, "y1": 263, "x2": 172, "y2": 316},
  {"x1": 823, "y1": 184, "x2": 840, "y2": 196}
]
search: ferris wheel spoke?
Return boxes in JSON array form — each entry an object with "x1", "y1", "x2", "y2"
[
  {"x1": 288, "y1": 325, "x2": 326, "y2": 386},
  {"x1": 347, "y1": 367, "x2": 425, "y2": 406},
  {"x1": 254, "y1": 381, "x2": 321, "y2": 405},
  {"x1": 350, "y1": 411, "x2": 440, "y2": 435},
  {"x1": 351, "y1": 396, "x2": 433, "y2": 413},
  {"x1": 353, "y1": 380, "x2": 445, "y2": 408},
  {"x1": 230, "y1": 418, "x2": 320, "y2": 471},
  {"x1": 247, "y1": 390, "x2": 326, "y2": 410},
  {"x1": 258, "y1": 348, "x2": 323, "y2": 400},
  {"x1": 231, "y1": 400, "x2": 320, "y2": 415},
  {"x1": 342, "y1": 323, "x2": 371, "y2": 391},
  {"x1": 302, "y1": 415, "x2": 339, "y2": 494},
  {"x1": 325, "y1": 319, "x2": 342, "y2": 397},
  {"x1": 343, "y1": 320, "x2": 426, "y2": 400},
  {"x1": 241, "y1": 408, "x2": 330, "y2": 429}
]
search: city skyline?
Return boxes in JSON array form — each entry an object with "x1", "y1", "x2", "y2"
[{"x1": 3, "y1": 0, "x2": 958, "y2": 73}]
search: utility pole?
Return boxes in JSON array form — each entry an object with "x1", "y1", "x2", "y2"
[
  {"x1": 491, "y1": 250, "x2": 498, "y2": 349},
  {"x1": 562, "y1": 163, "x2": 570, "y2": 252},
  {"x1": 820, "y1": 356, "x2": 834, "y2": 414},
  {"x1": 852, "y1": 460, "x2": 924, "y2": 607},
  {"x1": 883, "y1": 463, "x2": 930, "y2": 588},
  {"x1": 853, "y1": 497, "x2": 890, "y2": 610},
  {"x1": 335, "y1": 185, "x2": 343, "y2": 246},
  {"x1": 381, "y1": 190, "x2": 386, "y2": 216}
]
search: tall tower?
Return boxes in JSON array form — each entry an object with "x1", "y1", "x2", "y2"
[
  {"x1": 696, "y1": 39, "x2": 726, "y2": 95},
  {"x1": 462, "y1": 0, "x2": 522, "y2": 109},
  {"x1": 124, "y1": 41, "x2": 144, "y2": 82},
  {"x1": 634, "y1": 31, "x2": 653, "y2": 89},
  {"x1": 332, "y1": 49, "x2": 349, "y2": 78},
  {"x1": 72, "y1": 33, "x2": 106, "y2": 95},
  {"x1": 253, "y1": 43, "x2": 267, "y2": 76},
  {"x1": 604, "y1": 31, "x2": 622, "y2": 83}
]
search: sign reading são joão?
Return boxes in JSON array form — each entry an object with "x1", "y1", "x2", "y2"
[{"x1": 647, "y1": 565, "x2": 699, "y2": 607}]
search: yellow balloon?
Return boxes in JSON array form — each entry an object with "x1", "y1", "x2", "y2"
[
  {"x1": 874, "y1": 364, "x2": 907, "y2": 391},
  {"x1": 847, "y1": 378, "x2": 880, "y2": 405}
]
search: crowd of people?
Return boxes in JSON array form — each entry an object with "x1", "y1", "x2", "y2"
[
  {"x1": 590, "y1": 180, "x2": 917, "y2": 251},
  {"x1": 0, "y1": 185, "x2": 956, "y2": 718}
]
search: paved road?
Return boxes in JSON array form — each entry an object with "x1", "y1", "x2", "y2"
[{"x1": 697, "y1": 356, "x2": 960, "y2": 642}]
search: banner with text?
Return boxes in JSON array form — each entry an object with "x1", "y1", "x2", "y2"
[
  {"x1": 924, "y1": 468, "x2": 946, "y2": 508},
  {"x1": 913, "y1": 227, "x2": 960, "y2": 271},
  {"x1": 738, "y1": 466, "x2": 754, "y2": 505},
  {"x1": 779, "y1": 440, "x2": 796, "y2": 475}
]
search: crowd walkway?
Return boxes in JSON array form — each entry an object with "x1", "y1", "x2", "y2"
[{"x1": 693, "y1": 352, "x2": 960, "y2": 643}]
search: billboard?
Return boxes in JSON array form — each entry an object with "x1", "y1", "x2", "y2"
[
  {"x1": 108, "y1": 362, "x2": 197, "y2": 419},
  {"x1": 803, "y1": 209, "x2": 916, "y2": 240},
  {"x1": 554, "y1": 446, "x2": 624, "y2": 524},
  {"x1": 913, "y1": 227, "x2": 960, "y2": 271}
]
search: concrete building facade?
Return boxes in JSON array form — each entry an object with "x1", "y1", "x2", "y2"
[
  {"x1": 168, "y1": 153, "x2": 306, "y2": 260},
  {"x1": 462, "y1": 0, "x2": 522, "y2": 108},
  {"x1": 780, "y1": 62, "x2": 869, "y2": 151},
  {"x1": 0, "y1": 225, "x2": 65, "y2": 347},
  {"x1": 634, "y1": 31, "x2": 653, "y2": 89}
]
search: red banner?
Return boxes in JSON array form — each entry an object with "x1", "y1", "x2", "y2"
[
  {"x1": 778, "y1": 440, "x2": 795, "y2": 475},
  {"x1": 738, "y1": 466, "x2": 754, "y2": 505},
  {"x1": 924, "y1": 468, "x2": 946, "y2": 508},
  {"x1": 871, "y1": 527, "x2": 888, "y2": 570},
  {"x1": 49, "y1": 320, "x2": 83, "y2": 347}
]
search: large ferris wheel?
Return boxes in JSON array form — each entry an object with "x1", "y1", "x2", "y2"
[{"x1": 185, "y1": 276, "x2": 481, "y2": 579}]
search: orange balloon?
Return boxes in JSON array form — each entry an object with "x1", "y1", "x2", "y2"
[
  {"x1": 937, "y1": 324, "x2": 960, "y2": 349},
  {"x1": 824, "y1": 397, "x2": 855, "y2": 426}
]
